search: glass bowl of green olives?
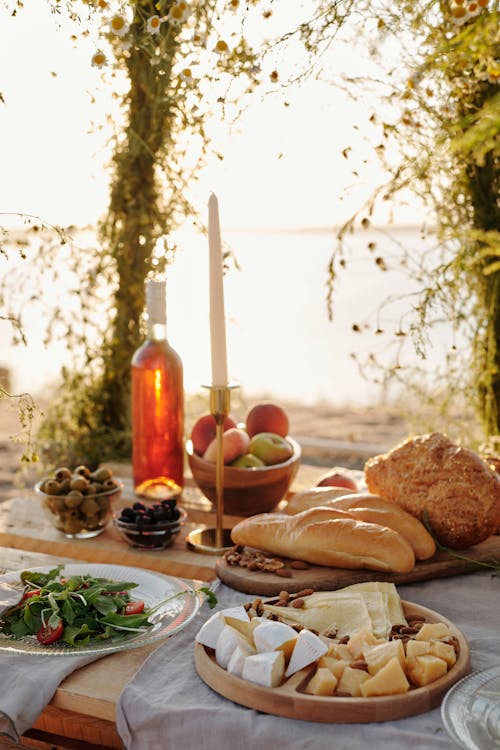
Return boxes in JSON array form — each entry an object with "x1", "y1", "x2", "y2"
[{"x1": 35, "y1": 465, "x2": 123, "y2": 539}]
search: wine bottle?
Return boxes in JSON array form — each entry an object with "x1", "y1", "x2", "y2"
[{"x1": 131, "y1": 280, "x2": 184, "y2": 499}]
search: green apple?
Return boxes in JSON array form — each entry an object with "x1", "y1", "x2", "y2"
[
  {"x1": 231, "y1": 453, "x2": 266, "y2": 468},
  {"x1": 248, "y1": 432, "x2": 294, "y2": 466}
]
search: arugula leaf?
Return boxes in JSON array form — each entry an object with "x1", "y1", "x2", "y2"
[
  {"x1": 20, "y1": 566, "x2": 63, "y2": 588},
  {"x1": 93, "y1": 595, "x2": 119, "y2": 616},
  {"x1": 199, "y1": 587, "x2": 218, "y2": 609},
  {"x1": 100, "y1": 612, "x2": 151, "y2": 631},
  {"x1": 62, "y1": 598, "x2": 76, "y2": 625},
  {"x1": 63, "y1": 623, "x2": 94, "y2": 647}
]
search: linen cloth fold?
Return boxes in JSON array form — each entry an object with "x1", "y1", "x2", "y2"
[
  {"x1": 116, "y1": 573, "x2": 500, "y2": 750},
  {"x1": 0, "y1": 651, "x2": 103, "y2": 742}
]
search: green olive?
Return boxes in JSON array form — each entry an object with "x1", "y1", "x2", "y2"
[
  {"x1": 59, "y1": 478, "x2": 72, "y2": 494},
  {"x1": 81, "y1": 497, "x2": 99, "y2": 517},
  {"x1": 74, "y1": 465, "x2": 92, "y2": 478},
  {"x1": 85, "y1": 483, "x2": 99, "y2": 496},
  {"x1": 91, "y1": 467, "x2": 112, "y2": 483},
  {"x1": 103, "y1": 479, "x2": 118, "y2": 492},
  {"x1": 83, "y1": 515, "x2": 102, "y2": 530},
  {"x1": 54, "y1": 467, "x2": 72, "y2": 482},
  {"x1": 64, "y1": 490, "x2": 83, "y2": 509},
  {"x1": 43, "y1": 479, "x2": 61, "y2": 495},
  {"x1": 64, "y1": 518, "x2": 84, "y2": 535},
  {"x1": 96, "y1": 496, "x2": 110, "y2": 511},
  {"x1": 70, "y1": 476, "x2": 89, "y2": 492}
]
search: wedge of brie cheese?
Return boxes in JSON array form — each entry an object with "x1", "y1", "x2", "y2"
[
  {"x1": 215, "y1": 625, "x2": 255, "y2": 669},
  {"x1": 285, "y1": 628, "x2": 328, "y2": 677},
  {"x1": 253, "y1": 621, "x2": 298, "y2": 661},
  {"x1": 241, "y1": 650, "x2": 285, "y2": 688},
  {"x1": 226, "y1": 642, "x2": 256, "y2": 677},
  {"x1": 195, "y1": 606, "x2": 250, "y2": 649}
]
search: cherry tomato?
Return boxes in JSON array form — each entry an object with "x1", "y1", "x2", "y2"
[
  {"x1": 22, "y1": 589, "x2": 41, "y2": 600},
  {"x1": 37, "y1": 619, "x2": 64, "y2": 645},
  {"x1": 124, "y1": 600, "x2": 145, "y2": 615}
]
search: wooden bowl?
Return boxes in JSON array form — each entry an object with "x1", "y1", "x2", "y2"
[{"x1": 186, "y1": 437, "x2": 301, "y2": 516}]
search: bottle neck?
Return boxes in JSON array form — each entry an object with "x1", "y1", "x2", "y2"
[{"x1": 147, "y1": 320, "x2": 167, "y2": 341}]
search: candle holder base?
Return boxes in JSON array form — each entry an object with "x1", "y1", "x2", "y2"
[{"x1": 186, "y1": 527, "x2": 233, "y2": 555}]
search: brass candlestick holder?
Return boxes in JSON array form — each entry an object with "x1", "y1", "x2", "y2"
[{"x1": 186, "y1": 383, "x2": 238, "y2": 554}]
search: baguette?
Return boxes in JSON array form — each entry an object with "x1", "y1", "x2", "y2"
[
  {"x1": 285, "y1": 487, "x2": 355, "y2": 515},
  {"x1": 317, "y1": 493, "x2": 436, "y2": 561},
  {"x1": 230, "y1": 507, "x2": 416, "y2": 574}
]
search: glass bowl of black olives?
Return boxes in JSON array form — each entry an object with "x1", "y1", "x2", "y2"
[
  {"x1": 113, "y1": 499, "x2": 187, "y2": 550},
  {"x1": 35, "y1": 465, "x2": 122, "y2": 539}
]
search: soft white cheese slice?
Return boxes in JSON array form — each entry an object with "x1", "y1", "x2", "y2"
[
  {"x1": 242, "y1": 650, "x2": 285, "y2": 688},
  {"x1": 285, "y1": 628, "x2": 328, "y2": 677},
  {"x1": 195, "y1": 606, "x2": 249, "y2": 649},
  {"x1": 215, "y1": 625, "x2": 255, "y2": 669},
  {"x1": 340, "y1": 582, "x2": 407, "y2": 627},
  {"x1": 253, "y1": 620, "x2": 298, "y2": 660},
  {"x1": 226, "y1": 642, "x2": 255, "y2": 677},
  {"x1": 265, "y1": 594, "x2": 372, "y2": 639}
]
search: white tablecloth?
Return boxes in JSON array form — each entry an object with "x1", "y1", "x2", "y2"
[{"x1": 116, "y1": 571, "x2": 500, "y2": 750}]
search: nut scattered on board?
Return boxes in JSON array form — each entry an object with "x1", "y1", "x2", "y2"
[{"x1": 223, "y1": 545, "x2": 310, "y2": 577}]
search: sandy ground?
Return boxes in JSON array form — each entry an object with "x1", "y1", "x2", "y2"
[{"x1": 0, "y1": 391, "x2": 412, "y2": 503}]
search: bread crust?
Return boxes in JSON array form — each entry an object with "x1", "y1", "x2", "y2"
[
  {"x1": 364, "y1": 432, "x2": 500, "y2": 549},
  {"x1": 285, "y1": 491, "x2": 436, "y2": 560},
  {"x1": 230, "y1": 507, "x2": 416, "y2": 574}
]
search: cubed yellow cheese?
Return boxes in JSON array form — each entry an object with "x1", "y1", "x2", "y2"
[
  {"x1": 347, "y1": 628, "x2": 383, "y2": 660},
  {"x1": 429, "y1": 640, "x2": 457, "y2": 668},
  {"x1": 336, "y1": 666, "x2": 371, "y2": 697},
  {"x1": 415, "y1": 622, "x2": 451, "y2": 641},
  {"x1": 363, "y1": 638, "x2": 405, "y2": 675},
  {"x1": 360, "y1": 657, "x2": 410, "y2": 697},
  {"x1": 327, "y1": 643, "x2": 352, "y2": 661},
  {"x1": 317, "y1": 655, "x2": 348, "y2": 681},
  {"x1": 407, "y1": 654, "x2": 448, "y2": 687},
  {"x1": 305, "y1": 667, "x2": 338, "y2": 696},
  {"x1": 405, "y1": 639, "x2": 431, "y2": 661}
]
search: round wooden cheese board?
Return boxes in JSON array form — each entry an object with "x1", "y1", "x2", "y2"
[{"x1": 194, "y1": 600, "x2": 470, "y2": 723}]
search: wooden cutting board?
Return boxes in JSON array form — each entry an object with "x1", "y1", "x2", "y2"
[
  {"x1": 215, "y1": 534, "x2": 500, "y2": 595},
  {"x1": 194, "y1": 600, "x2": 470, "y2": 723}
]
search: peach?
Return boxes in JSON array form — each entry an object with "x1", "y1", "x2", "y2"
[
  {"x1": 190, "y1": 413, "x2": 237, "y2": 456},
  {"x1": 203, "y1": 427, "x2": 250, "y2": 465},
  {"x1": 317, "y1": 469, "x2": 358, "y2": 492},
  {"x1": 246, "y1": 402, "x2": 289, "y2": 438}
]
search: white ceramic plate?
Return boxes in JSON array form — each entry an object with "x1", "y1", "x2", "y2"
[
  {"x1": 0, "y1": 563, "x2": 200, "y2": 656},
  {"x1": 441, "y1": 665, "x2": 500, "y2": 749}
]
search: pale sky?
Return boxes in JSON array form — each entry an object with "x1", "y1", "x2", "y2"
[{"x1": 0, "y1": 3, "x2": 435, "y2": 403}]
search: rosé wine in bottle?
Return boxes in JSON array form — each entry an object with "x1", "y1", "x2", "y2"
[{"x1": 131, "y1": 280, "x2": 184, "y2": 499}]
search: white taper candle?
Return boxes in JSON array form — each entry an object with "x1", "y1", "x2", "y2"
[{"x1": 208, "y1": 193, "x2": 228, "y2": 386}]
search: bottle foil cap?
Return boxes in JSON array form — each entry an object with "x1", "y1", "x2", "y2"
[{"x1": 146, "y1": 280, "x2": 166, "y2": 324}]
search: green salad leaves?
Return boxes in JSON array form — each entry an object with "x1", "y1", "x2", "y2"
[{"x1": 0, "y1": 565, "x2": 154, "y2": 647}]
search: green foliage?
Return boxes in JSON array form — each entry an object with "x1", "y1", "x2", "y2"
[{"x1": 325, "y1": 1, "x2": 500, "y2": 441}]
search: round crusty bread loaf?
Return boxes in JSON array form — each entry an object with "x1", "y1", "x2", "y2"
[
  {"x1": 230, "y1": 507, "x2": 416, "y2": 574},
  {"x1": 364, "y1": 432, "x2": 500, "y2": 549}
]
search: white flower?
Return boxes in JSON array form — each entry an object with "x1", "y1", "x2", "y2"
[
  {"x1": 168, "y1": 3, "x2": 191, "y2": 27},
  {"x1": 110, "y1": 15, "x2": 129, "y2": 37},
  {"x1": 91, "y1": 50, "x2": 107, "y2": 68},
  {"x1": 146, "y1": 15, "x2": 162, "y2": 35},
  {"x1": 179, "y1": 67, "x2": 194, "y2": 84},
  {"x1": 191, "y1": 31, "x2": 207, "y2": 47},
  {"x1": 213, "y1": 39, "x2": 229, "y2": 56}
]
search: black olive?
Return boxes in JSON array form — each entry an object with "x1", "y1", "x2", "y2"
[{"x1": 133, "y1": 502, "x2": 146, "y2": 511}]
